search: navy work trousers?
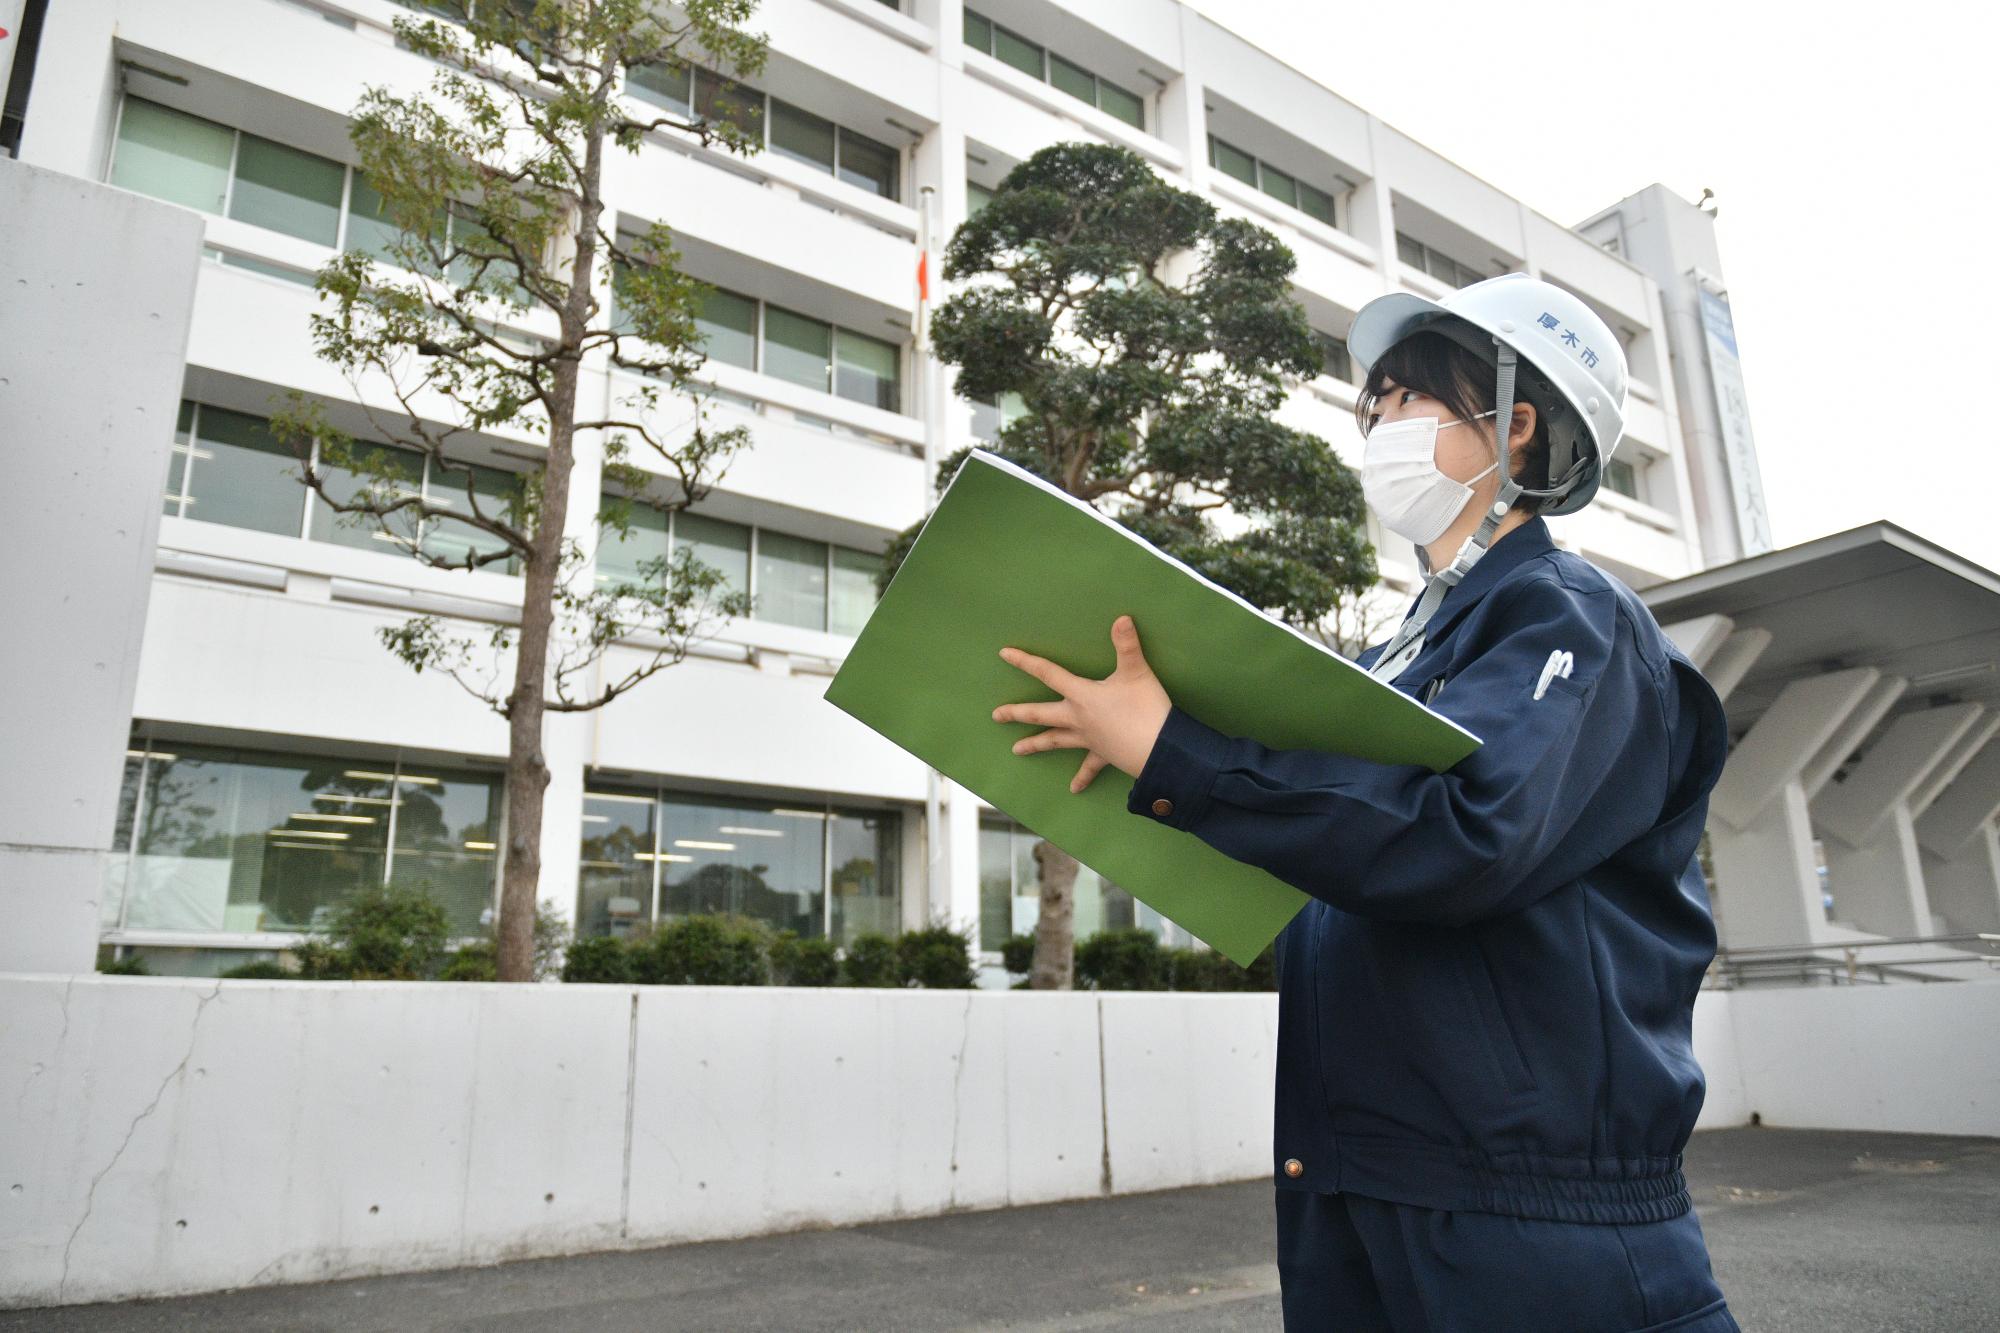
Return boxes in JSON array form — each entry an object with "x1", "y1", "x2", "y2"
[{"x1": 1275, "y1": 1188, "x2": 1739, "y2": 1332}]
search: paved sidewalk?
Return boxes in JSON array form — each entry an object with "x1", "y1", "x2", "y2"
[{"x1": 6, "y1": 1127, "x2": 1996, "y2": 1330}]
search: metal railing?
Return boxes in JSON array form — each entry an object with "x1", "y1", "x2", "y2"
[{"x1": 1705, "y1": 932, "x2": 2000, "y2": 988}]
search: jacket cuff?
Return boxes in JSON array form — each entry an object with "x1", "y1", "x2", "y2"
[{"x1": 1126, "y1": 703, "x2": 1232, "y2": 831}]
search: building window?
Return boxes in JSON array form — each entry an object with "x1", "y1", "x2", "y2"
[
  {"x1": 1208, "y1": 136, "x2": 1335, "y2": 227},
  {"x1": 167, "y1": 402, "x2": 304, "y2": 536},
  {"x1": 108, "y1": 741, "x2": 503, "y2": 938},
  {"x1": 1602, "y1": 456, "x2": 1641, "y2": 501},
  {"x1": 168, "y1": 398, "x2": 525, "y2": 573},
  {"x1": 1395, "y1": 231, "x2": 1487, "y2": 289},
  {"x1": 977, "y1": 817, "x2": 1188, "y2": 952},
  {"x1": 594, "y1": 503, "x2": 884, "y2": 636},
  {"x1": 967, "y1": 179, "x2": 995, "y2": 217},
  {"x1": 614, "y1": 274, "x2": 904, "y2": 414},
  {"x1": 967, "y1": 388, "x2": 1028, "y2": 442},
  {"x1": 111, "y1": 95, "x2": 528, "y2": 305},
  {"x1": 109, "y1": 98, "x2": 233, "y2": 214},
  {"x1": 963, "y1": 9, "x2": 1145, "y2": 130},
  {"x1": 578, "y1": 788, "x2": 901, "y2": 945},
  {"x1": 112, "y1": 97, "x2": 348, "y2": 248},
  {"x1": 1313, "y1": 331, "x2": 1353, "y2": 384},
  {"x1": 624, "y1": 63, "x2": 900, "y2": 201}
]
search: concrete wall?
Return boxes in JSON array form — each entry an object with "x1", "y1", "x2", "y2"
[
  {"x1": 0, "y1": 977, "x2": 1275, "y2": 1308},
  {"x1": 6, "y1": 975, "x2": 1994, "y2": 1309},
  {"x1": 1717, "y1": 981, "x2": 2000, "y2": 1137},
  {"x1": 0, "y1": 161, "x2": 203, "y2": 974}
]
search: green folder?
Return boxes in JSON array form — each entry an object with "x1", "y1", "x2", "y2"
[{"x1": 823, "y1": 450, "x2": 1483, "y2": 966}]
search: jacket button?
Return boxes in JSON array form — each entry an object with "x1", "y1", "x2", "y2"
[
  {"x1": 1284, "y1": 1158, "x2": 1303, "y2": 1178},
  {"x1": 1151, "y1": 797, "x2": 1174, "y2": 817}
]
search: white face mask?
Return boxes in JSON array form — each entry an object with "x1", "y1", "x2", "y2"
[{"x1": 1361, "y1": 409, "x2": 1501, "y2": 547}]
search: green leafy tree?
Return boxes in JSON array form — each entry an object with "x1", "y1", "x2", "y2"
[
  {"x1": 888, "y1": 142, "x2": 1376, "y2": 988},
  {"x1": 271, "y1": 0, "x2": 769, "y2": 982}
]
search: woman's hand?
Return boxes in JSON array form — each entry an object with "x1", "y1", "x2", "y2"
[{"x1": 993, "y1": 614, "x2": 1174, "y2": 794}]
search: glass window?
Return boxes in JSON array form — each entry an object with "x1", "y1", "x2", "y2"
[
  {"x1": 836, "y1": 129, "x2": 899, "y2": 200},
  {"x1": 345, "y1": 173, "x2": 415, "y2": 265},
  {"x1": 754, "y1": 529, "x2": 829, "y2": 631},
  {"x1": 693, "y1": 68, "x2": 763, "y2": 138},
  {"x1": 1209, "y1": 137, "x2": 1257, "y2": 188},
  {"x1": 964, "y1": 10, "x2": 993, "y2": 52},
  {"x1": 1603, "y1": 457, "x2": 1640, "y2": 500},
  {"x1": 596, "y1": 498, "x2": 671, "y2": 587},
  {"x1": 978, "y1": 821, "x2": 1013, "y2": 948},
  {"x1": 982, "y1": 818, "x2": 1164, "y2": 951},
  {"x1": 769, "y1": 98, "x2": 836, "y2": 174},
  {"x1": 1314, "y1": 332, "x2": 1352, "y2": 384},
  {"x1": 969, "y1": 388, "x2": 1027, "y2": 442},
  {"x1": 659, "y1": 794, "x2": 823, "y2": 938},
  {"x1": 829, "y1": 808, "x2": 901, "y2": 945},
  {"x1": 578, "y1": 790, "x2": 656, "y2": 941},
  {"x1": 1049, "y1": 53, "x2": 1095, "y2": 104},
  {"x1": 1258, "y1": 162, "x2": 1298, "y2": 209},
  {"x1": 828, "y1": 545, "x2": 880, "y2": 637},
  {"x1": 993, "y1": 26, "x2": 1044, "y2": 78},
  {"x1": 763, "y1": 304, "x2": 833, "y2": 393},
  {"x1": 1298, "y1": 181, "x2": 1335, "y2": 225},
  {"x1": 693, "y1": 285, "x2": 758, "y2": 370},
  {"x1": 833, "y1": 329, "x2": 900, "y2": 412},
  {"x1": 1396, "y1": 231, "x2": 1426, "y2": 270},
  {"x1": 167, "y1": 400, "x2": 195, "y2": 512},
  {"x1": 121, "y1": 745, "x2": 392, "y2": 934},
  {"x1": 307, "y1": 440, "x2": 425, "y2": 553},
  {"x1": 626, "y1": 60, "x2": 692, "y2": 117},
  {"x1": 1096, "y1": 79, "x2": 1144, "y2": 129},
  {"x1": 387, "y1": 764, "x2": 503, "y2": 936},
  {"x1": 173, "y1": 404, "x2": 304, "y2": 536},
  {"x1": 228, "y1": 133, "x2": 345, "y2": 246},
  {"x1": 111, "y1": 98, "x2": 233, "y2": 214},
  {"x1": 673, "y1": 510, "x2": 750, "y2": 599},
  {"x1": 967, "y1": 180, "x2": 995, "y2": 217},
  {"x1": 421, "y1": 460, "x2": 522, "y2": 574}
]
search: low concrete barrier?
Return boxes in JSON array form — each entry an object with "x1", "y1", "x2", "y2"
[
  {"x1": 4, "y1": 973, "x2": 1994, "y2": 1308},
  {"x1": 0, "y1": 976, "x2": 1274, "y2": 1308}
]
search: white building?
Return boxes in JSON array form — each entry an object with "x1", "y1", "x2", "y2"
[{"x1": 3, "y1": 0, "x2": 1779, "y2": 979}]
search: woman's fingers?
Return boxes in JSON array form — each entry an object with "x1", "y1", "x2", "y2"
[
  {"x1": 998, "y1": 645, "x2": 1086, "y2": 697},
  {"x1": 1010, "y1": 727, "x2": 1089, "y2": 755},
  {"x1": 1070, "y1": 751, "x2": 1108, "y2": 793},
  {"x1": 1110, "y1": 614, "x2": 1150, "y2": 675},
  {"x1": 992, "y1": 699, "x2": 1071, "y2": 727}
]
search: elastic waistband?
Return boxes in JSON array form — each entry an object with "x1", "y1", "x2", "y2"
[{"x1": 1282, "y1": 1133, "x2": 1694, "y2": 1225}]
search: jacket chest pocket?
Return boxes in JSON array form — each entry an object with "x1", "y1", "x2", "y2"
[{"x1": 1455, "y1": 934, "x2": 1537, "y2": 1094}]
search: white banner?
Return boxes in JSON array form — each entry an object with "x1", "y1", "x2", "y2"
[{"x1": 1697, "y1": 287, "x2": 1773, "y2": 555}]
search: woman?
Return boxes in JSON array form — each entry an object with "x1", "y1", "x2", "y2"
[{"x1": 991, "y1": 272, "x2": 1739, "y2": 1331}]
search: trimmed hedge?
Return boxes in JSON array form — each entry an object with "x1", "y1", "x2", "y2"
[
  {"x1": 561, "y1": 916, "x2": 980, "y2": 989},
  {"x1": 1002, "y1": 930, "x2": 1277, "y2": 991}
]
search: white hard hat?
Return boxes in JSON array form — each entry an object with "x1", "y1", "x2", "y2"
[{"x1": 1347, "y1": 272, "x2": 1629, "y2": 516}]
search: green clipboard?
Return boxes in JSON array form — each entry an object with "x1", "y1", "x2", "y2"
[{"x1": 823, "y1": 449, "x2": 1483, "y2": 965}]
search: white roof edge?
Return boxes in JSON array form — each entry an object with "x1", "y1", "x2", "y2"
[{"x1": 1642, "y1": 521, "x2": 2000, "y2": 611}]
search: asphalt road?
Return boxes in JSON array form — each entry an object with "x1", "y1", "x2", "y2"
[{"x1": 7, "y1": 1127, "x2": 1996, "y2": 1331}]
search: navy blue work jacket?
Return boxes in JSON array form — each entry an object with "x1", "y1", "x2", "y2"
[{"x1": 1125, "y1": 517, "x2": 1730, "y2": 1225}]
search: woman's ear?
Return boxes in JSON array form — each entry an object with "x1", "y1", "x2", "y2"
[{"x1": 1508, "y1": 401, "x2": 1537, "y2": 450}]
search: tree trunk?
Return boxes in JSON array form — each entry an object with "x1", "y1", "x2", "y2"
[
  {"x1": 496, "y1": 92, "x2": 608, "y2": 983},
  {"x1": 1030, "y1": 839, "x2": 1078, "y2": 990}
]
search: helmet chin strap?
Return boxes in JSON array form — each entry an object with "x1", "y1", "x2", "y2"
[{"x1": 1366, "y1": 337, "x2": 1522, "y2": 682}]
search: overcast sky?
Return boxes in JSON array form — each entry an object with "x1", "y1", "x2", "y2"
[{"x1": 1188, "y1": 0, "x2": 2000, "y2": 574}]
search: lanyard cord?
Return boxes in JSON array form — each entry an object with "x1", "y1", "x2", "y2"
[{"x1": 1367, "y1": 337, "x2": 1523, "y2": 683}]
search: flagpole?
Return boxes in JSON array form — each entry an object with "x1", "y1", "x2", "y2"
[{"x1": 915, "y1": 184, "x2": 949, "y2": 931}]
